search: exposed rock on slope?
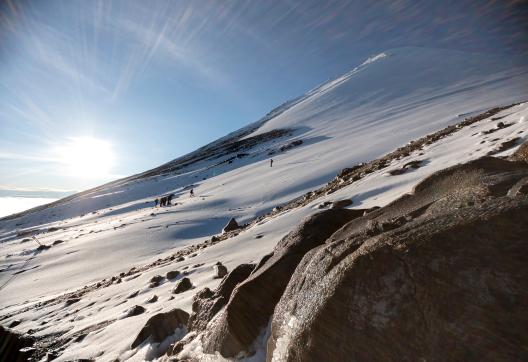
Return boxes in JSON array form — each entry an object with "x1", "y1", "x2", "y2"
[
  {"x1": 172, "y1": 149, "x2": 528, "y2": 361},
  {"x1": 267, "y1": 155, "x2": 528, "y2": 361},
  {"x1": 131, "y1": 308, "x2": 189, "y2": 349},
  {"x1": 201, "y1": 208, "x2": 368, "y2": 357}
]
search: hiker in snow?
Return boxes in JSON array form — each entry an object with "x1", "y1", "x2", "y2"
[
  {"x1": 160, "y1": 197, "x2": 166, "y2": 207},
  {"x1": 190, "y1": 189, "x2": 194, "y2": 197},
  {"x1": 167, "y1": 193, "x2": 174, "y2": 206},
  {"x1": 270, "y1": 158, "x2": 273, "y2": 167},
  {"x1": 154, "y1": 198, "x2": 159, "y2": 207}
]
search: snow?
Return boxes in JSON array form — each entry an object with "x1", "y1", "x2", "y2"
[{"x1": 0, "y1": 47, "x2": 527, "y2": 361}]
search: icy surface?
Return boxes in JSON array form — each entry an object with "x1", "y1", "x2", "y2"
[{"x1": 0, "y1": 47, "x2": 527, "y2": 361}]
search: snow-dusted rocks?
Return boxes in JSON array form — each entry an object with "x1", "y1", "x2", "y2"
[
  {"x1": 213, "y1": 261, "x2": 228, "y2": 279},
  {"x1": 201, "y1": 208, "x2": 367, "y2": 357},
  {"x1": 124, "y1": 305, "x2": 145, "y2": 318},
  {"x1": 166, "y1": 270, "x2": 180, "y2": 279},
  {"x1": 172, "y1": 277, "x2": 192, "y2": 294},
  {"x1": 222, "y1": 218, "x2": 240, "y2": 233}
]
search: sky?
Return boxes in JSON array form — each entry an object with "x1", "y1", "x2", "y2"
[{"x1": 0, "y1": 0, "x2": 527, "y2": 200}]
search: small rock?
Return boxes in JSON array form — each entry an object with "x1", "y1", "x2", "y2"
[
  {"x1": 146, "y1": 295, "x2": 158, "y2": 303},
  {"x1": 166, "y1": 270, "x2": 180, "y2": 279},
  {"x1": 149, "y1": 275, "x2": 164, "y2": 283},
  {"x1": 128, "y1": 291, "x2": 139, "y2": 299},
  {"x1": 8, "y1": 319, "x2": 21, "y2": 328},
  {"x1": 222, "y1": 218, "x2": 240, "y2": 233},
  {"x1": 125, "y1": 305, "x2": 145, "y2": 318},
  {"x1": 331, "y1": 199, "x2": 353, "y2": 209},
  {"x1": 213, "y1": 263, "x2": 228, "y2": 279},
  {"x1": 131, "y1": 308, "x2": 189, "y2": 349},
  {"x1": 172, "y1": 277, "x2": 192, "y2": 294}
]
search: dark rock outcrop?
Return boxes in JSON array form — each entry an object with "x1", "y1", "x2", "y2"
[
  {"x1": 172, "y1": 278, "x2": 192, "y2": 294},
  {"x1": 222, "y1": 218, "x2": 240, "y2": 233},
  {"x1": 201, "y1": 208, "x2": 367, "y2": 357},
  {"x1": 213, "y1": 262, "x2": 228, "y2": 279},
  {"x1": 0, "y1": 325, "x2": 34, "y2": 362},
  {"x1": 267, "y1": 156, "x2": 528, "y2": 361},
  {"x1": 166, "y1": 270, "x2": 180, "y2": 279},
  {"x1": 125, "y1": 305, "x2": 145, "y2": 318},
  {"x1": 131, "y1": 308, "x2": 189, "y2": 348}
]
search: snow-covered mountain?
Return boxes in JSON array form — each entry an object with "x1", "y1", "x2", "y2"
[{"x1": 1, "y1": 47, "x2": 527, "y2": 361}]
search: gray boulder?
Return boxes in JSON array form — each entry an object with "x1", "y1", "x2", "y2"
[
  {"x1": 172, "y1": 277, "x2": 192, "y2": 294},
  {"x1": 213, "y1": 262, "x2": 228, "y2": 279}
]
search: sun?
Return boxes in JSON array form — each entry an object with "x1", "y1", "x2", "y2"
[{"x1": 57, "y1": 137, "x2": 115, "y2": 178}]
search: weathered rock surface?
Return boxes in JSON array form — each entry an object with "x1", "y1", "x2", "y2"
[
  {"x1": 125, "y1": 305, "x2": 145, "y2": 318},
  {"x1": 222, "y1": 218, "x2": 240, "y2": 233},
  {"x1": 201, "y1": 208, "x2": 367, "y2": 357},
  {"x1": 267, "y1": 156, "x2": 528, "y2": 361},
  {"x1": 166, "y1": 270, "x2": 180, "y2": 279},
  {"x1": 131, "y1": 308, "x2": 189, "y2": 348},
  {"x1": 187, "y1": 263, "x2": 255, "y2": 334},
  {"x1": 213, "y1": 262, "x2": 228, "y2": 279},
  {"x1": 172, "y1": 277, "x2": 192, "y2": 294}
]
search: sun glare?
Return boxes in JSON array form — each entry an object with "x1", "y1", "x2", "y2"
[{"x1": 57, "y1": 137, "x2": 115, "y2": 179}]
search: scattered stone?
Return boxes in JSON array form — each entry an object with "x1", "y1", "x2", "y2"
[
  {"x1": 213, "y1": 262, "x2": 228, "y2": 279},
  {"x1": 127, "y1": 291, "x2": 139, "y2": 299},
  {"x1": 222, "y1": 218, "x2": 240, "y2": 233},
  {"x1": 125, "y1": 305, "x2": 145, "y2": 318},
  {"x1": 172, "y1": 278, "x2": 192, "y2": 294},
  {"x1": 166, "y1": 270, "x2": 180, "y2": 279},
  {"x1": 52, "y1": 240, "x2": 65, "y2": 245},
  {"x1": 149, "y1": 275, "x2": 163, "y2": 283},
  {"x1": 146, "y1": 295, "x2": 158, "y2": 303}
]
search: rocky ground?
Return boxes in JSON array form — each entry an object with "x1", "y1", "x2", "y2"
[
  {"x1": 171, "y1": 140, "x2": 528, "y2": 362},
  {"x1": 1, "y1": 103, "x2": 527, "y2": 361}
]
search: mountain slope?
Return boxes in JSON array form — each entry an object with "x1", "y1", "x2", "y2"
[{"x1": 0, "y1": 47, "x2": 527, "y2": 361}]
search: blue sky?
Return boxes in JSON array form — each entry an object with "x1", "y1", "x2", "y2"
[{"x1": 0, "y1": 0, "x2": 526, "y2": 196}]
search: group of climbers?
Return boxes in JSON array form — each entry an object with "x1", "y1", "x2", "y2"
[{"x1": 154, "y1": 157, "x2": 274, "y2": 207}]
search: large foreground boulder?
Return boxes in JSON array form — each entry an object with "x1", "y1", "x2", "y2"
[
  {"x1": 267, "y1": 156, "x2": 528, "y2": 361},
  {"x1": 201, "y1": 208, "x2": 367, "y2": 357}
]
